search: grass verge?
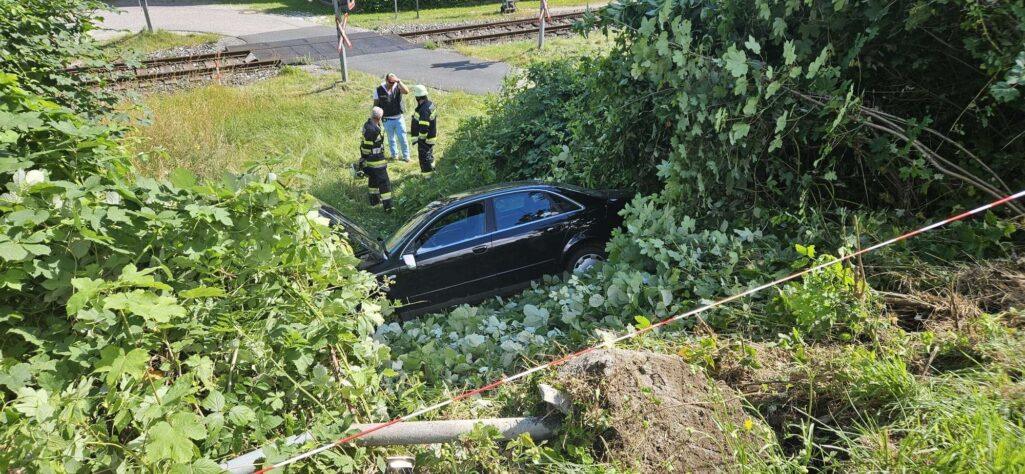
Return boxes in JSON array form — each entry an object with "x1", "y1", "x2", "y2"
[
  {"x1": 451, "y1": 32, "x2": 614, "y2": 67},
  {"x1": 128, "y1": 66, "x2": 488, "y2": 235},
  {"x1": 349, "y1": 0, "x2": 602, "y2": 29},
  {"x1": 101, "y1": 30, "x2": 221, "y2": 57}
]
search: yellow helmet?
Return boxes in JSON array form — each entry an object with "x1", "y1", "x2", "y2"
[{"x1": 412, "y1": 84, "x2": 429, "y2": 98}]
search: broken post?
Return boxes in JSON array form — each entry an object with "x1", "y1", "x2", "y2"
[
  {"x1": 331, "y1": 0, "x2": 350, "y2": 82},
  {"x1": 138, "y1": 0, "x2": 153, "y2": 33}
]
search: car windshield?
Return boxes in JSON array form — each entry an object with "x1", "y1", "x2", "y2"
[{"x1": 385, "y1": 204, "x2": 437, "y2": 254}]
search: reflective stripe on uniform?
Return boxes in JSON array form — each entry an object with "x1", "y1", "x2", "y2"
[
  {"x1": 363, "y1": 139, "x2": 375, "y2": 145},
  {"x1": 380, "y1": 192, "x2": 392, "y2": 199},
  {"x1": 425, "y1": 138, "x2": 437, "y2": 144},
  {"x1": 366, "y1": 160, "x2": 387, "y2": 168},
  {"x1": 368, "y1": 188, "x2": 380, "y2": 194},
  {"x1": 418, "y1": 120, "x2": 430, "y2": 126}
]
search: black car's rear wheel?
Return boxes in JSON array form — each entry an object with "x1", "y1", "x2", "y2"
[{"x1": 566, "y1": 242, "x2": 606, "y2": 274}]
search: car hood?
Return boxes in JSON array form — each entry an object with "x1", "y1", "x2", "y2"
[{"x1": 318, "y1": 204, "x2": 386, "y2": 262}]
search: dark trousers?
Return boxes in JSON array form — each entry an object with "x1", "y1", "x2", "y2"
[
  {"x1": 365, "y1": 165, "x2": 392, "y2": 210},
  {"x1": 417, "y1": 142, "x2": 435, "y2": 173}
]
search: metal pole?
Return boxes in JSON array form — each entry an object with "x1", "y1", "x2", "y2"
[
  {"x1": 415, "y1": 0, "x2": 420, "y2": 19},
  {"x1": 331, "y1": 0, "x2": 349, "y2": 82},
  {"x1": 394, "y1": 0, "x2": 398, "y2": 19},
  {"x1": 138, "y1": 0, "x2": 153, "y2": 33},
  {"x1": 537, "y1": 0, "x2": 546, "y2": 49}
]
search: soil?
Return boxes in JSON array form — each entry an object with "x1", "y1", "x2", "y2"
[{"x1": 555, "y1": 349, "x2": 756, "y2": 473}]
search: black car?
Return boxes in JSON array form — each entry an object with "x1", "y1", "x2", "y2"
[{"x1": 320, "y1": 182, "x2": 630, "y2": 316}]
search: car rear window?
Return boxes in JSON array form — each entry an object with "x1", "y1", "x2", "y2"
[
  {"x1": 493, "y1": 191, "x2": 576, "y2": 230},
  {"x1": 416, "y1": 202, "x2": 486, "y2": 253}
]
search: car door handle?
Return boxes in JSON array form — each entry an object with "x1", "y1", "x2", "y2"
[{"x1": 472, "y1": 245, "x2": 489, "y2": 254}]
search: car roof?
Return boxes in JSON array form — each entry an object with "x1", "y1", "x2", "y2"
[{"x1": 439, "y1": 181, "x2": 572, "y2": 206}]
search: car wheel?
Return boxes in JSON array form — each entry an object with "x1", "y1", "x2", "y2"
[{"x1": 566, "y1": 242, "x2": 606, "y2": 274}]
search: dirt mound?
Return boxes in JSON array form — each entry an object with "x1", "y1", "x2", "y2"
[{"x1": 556, "y1": 349, "x2": 754, "y2": 473}]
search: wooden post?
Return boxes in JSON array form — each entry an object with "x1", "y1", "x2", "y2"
[
  {"x1": 331, "y1": 0, "x2": 350, "y2": 82},
  {"x1": 138, "y1": 0, "x2": 153, "y2": 33},
  {"x1": 415, "y1": 0, "x2": 420, "y2": 19}
]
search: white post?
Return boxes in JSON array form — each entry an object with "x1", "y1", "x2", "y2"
[
  {"x1": 394, "y1": 0, "x2": 398, "y2": 19},
  {"x1": 138, "y1": 0, "x2": 153, "y2": 33}
]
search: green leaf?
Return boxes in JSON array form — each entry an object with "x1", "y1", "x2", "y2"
[
  {"x1": 634, "y1": 315, "x2": 652, "y2": 329},
  {"x1": 0, "y1": 241, "x2": 28, "y2": 262},
  {"x1": 103, "y1": 290, "x2": 185, "y2": 323},
  {"x1": 146, "y1": 421, "x2": 195, "y2": 464},
  {"x1": 723, "y1": 46, "x2": 749, "y2": 78},
  {"x1": 180, "y1": 286, "x2": 226, "y2": 299},
  {"x1": 169, "y1": 168, "x2": 198, "y2": 190},
  {"x1": 13, "y1": 387, "x2": 54, "y2": 421},
  {"x1": 95, "y1": 346, "x2": 150, "y2": 386},
  {"x1": 227, "y1": 405, "x2": 256, "y2": 425},
  {"x1": 201, "y1": 390, "x2": 225, "y2": 412},
  {"x1": 744, "y1": 36, "x2": 761, "y2": 54},
  {"x1": 783, "y1": 40, "x2": 797, "y2": 65},
  {"x1": 169, "y1": 412, "x2": 207, "y2": 440}
]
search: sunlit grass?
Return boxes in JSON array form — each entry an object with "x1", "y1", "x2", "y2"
[
  {"x1": 127, "y1": 67, "x2": 488, "y2": 235},
  {"x1": 101, "y1": 30, "x2": 221, "y2": 57},
  {"x1": 451, "y1": 32, "x2": 614, "y2": 67},
  {"x1": 349, "y1": 0, "x2": 602, "y2": 29}
]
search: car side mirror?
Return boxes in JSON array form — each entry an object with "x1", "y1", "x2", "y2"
[{"x1": 402, "y1": 254, "x2": 417, "y2": 269}]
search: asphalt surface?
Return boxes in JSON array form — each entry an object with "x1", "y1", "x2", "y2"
[
  {"x1": 96, "y1": 1, "x2": 511, "y2": 93},
  {"x1": 94, "y1": 0, "x2": 328, "y2": 41}
]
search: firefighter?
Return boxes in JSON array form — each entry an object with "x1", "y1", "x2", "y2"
[
  {"x1": 409, "y1": 84, "x2": 437, "y2": 173},
  {"x1": 359, "y1": 106, "x2": 392, "y2": 211}
]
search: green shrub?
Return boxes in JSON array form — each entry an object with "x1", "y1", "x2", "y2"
[{"x1": 0, "y1": 38, "x2": 389, "y2": 474}]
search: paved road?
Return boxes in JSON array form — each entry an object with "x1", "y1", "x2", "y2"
[
  {"x1": 96, "y1": 1, "x2": 511, "y2": 93},
  {"x1": 94, "y1": 0, "x2": 328, "y2": 41}
]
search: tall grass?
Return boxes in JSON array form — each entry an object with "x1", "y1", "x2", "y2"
[{"x1": 129, "y1": 68, "x2": 488, "y2": 234}]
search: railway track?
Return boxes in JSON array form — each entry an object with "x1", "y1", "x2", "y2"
[
  {"x1": 73, "y1": 50, "x2": 281, "y2": 88},
  {"x1": 398, "y1": 11, "x2": 585, "y2": 43}
]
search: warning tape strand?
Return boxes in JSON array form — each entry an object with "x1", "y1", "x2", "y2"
[{"x1": 253, "y1": 189, "x2": 1025, "y2": 473}]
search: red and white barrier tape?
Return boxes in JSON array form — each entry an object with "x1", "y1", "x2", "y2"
[{"x1": 253, "y1": 189, "x2": 1025, "y2": 473}]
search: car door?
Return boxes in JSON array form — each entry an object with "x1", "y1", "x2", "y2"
[
  {"x1": 488, "y1": 190, "x2": 581, "y2": 288},
  {"x1": 388, "y1": 201, "x2": 494, "y2": 310}
]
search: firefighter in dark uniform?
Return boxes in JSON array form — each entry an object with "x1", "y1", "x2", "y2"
[
  {"x1": 359, "y1": 106, "x2": 392, "y2": 211},
  {"x1": 409, "y1": 84, "x2": 437, "y2": 173}
]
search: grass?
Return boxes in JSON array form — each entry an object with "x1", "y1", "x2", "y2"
[
  {"x1": 451, "y1": 32, "x2": 615, "y2": 67},
  {"x1": 128, "y1": 67, "x2": 488, "y2": 236},
  {"x1": 196, "y1": 0, "x2": 603, "y2": 28},
  {"x1": 100, "y1": 30, "x2": 221, "y2": 57},
  {"x1": 348, "y1": 0, "x2": 603, "y2": 29}
]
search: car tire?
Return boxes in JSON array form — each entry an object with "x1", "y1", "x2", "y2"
[{"x1": 565, "y1": 242, "x2": 606, "y2": 274}]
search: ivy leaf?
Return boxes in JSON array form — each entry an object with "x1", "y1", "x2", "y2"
[
  {"x1": 94, "y1": 346, "x2": 150, "y2": 386},
  {"x1": 723, "y1": 46, "x2": 749, "y2": 78}
]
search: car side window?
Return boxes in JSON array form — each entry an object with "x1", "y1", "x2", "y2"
[
  {"x1": 493, "y1": 191, "x2": 577, "y2": 231},
  {"x1": 415, "y1": 202, "x2": 486, "y2": 254}
]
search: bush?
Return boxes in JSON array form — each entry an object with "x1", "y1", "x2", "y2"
[{"x1": 0, "y1": 18, "x2": 390, "y2": 472}]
